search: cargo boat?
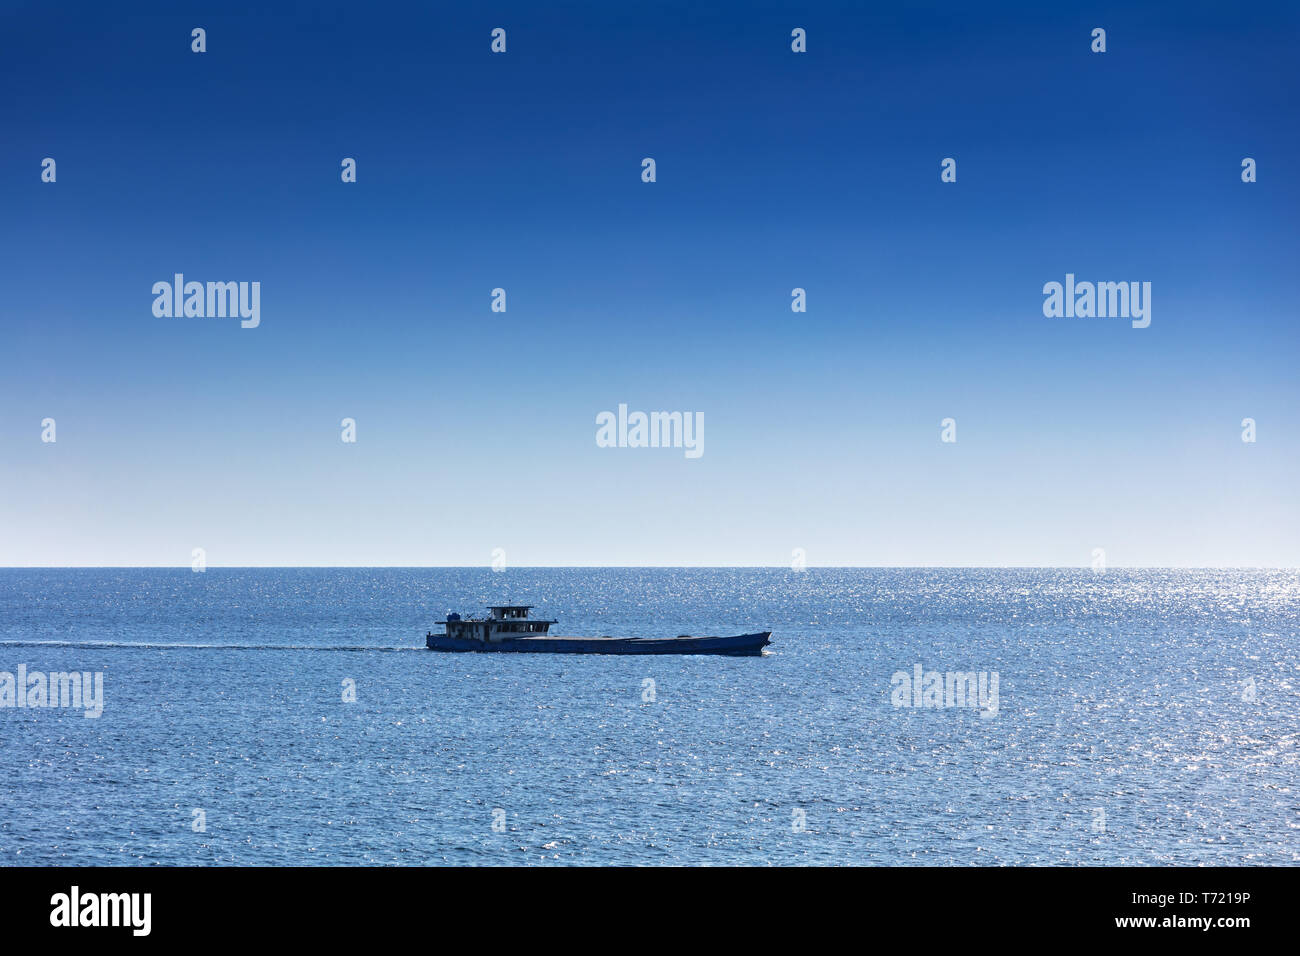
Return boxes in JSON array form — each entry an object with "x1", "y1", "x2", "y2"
[{"x1": 426, "y1": 605, "x2": 771, "y2": 656}]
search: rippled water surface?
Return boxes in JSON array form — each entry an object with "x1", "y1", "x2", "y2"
[{"x1": 0, "y1": 568, "x2": 1296, "y2": 865}]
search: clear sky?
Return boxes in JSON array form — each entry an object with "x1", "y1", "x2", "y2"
[{"x1": 2, "y1": 1, "x2": 1296, "y2": 567}]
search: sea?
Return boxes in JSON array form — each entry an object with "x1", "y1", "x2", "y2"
[{"x1": 0, "y1": 568, "x2": 1295, "y2": 866}]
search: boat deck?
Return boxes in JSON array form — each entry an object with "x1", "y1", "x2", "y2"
[{"x1": 427, "y1": 630, "x2": 771, "y2": 656}]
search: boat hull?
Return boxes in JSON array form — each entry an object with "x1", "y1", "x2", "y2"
[{"x1": 426, "y1": 631, "x2": 771, "y2": 656}]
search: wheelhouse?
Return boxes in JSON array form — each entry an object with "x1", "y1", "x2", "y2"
[{"x1": 442, "y1": 605, "x2": 556, "y2": 642}]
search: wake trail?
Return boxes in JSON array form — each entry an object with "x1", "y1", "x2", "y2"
[{"x1": 0, "y1": 640, "x2": 424, "y2": 652}]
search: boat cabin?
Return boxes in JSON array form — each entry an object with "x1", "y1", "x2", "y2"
[{"x1": 443, "y1": 605, "x2": 556, "y2": 642}]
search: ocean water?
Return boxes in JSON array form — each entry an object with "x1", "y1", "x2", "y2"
[{"x1": 0, "y1": 568, "x2": 1295, "y2": 866}]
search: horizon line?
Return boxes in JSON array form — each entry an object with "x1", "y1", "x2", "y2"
[{"x1": 1, "y1": 565, "x2": 1295, "y2": 571}]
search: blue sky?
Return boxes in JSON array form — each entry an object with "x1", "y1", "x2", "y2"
[{"x1": 1, "y1": 0, "x2": 1297, "y2": 566}]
